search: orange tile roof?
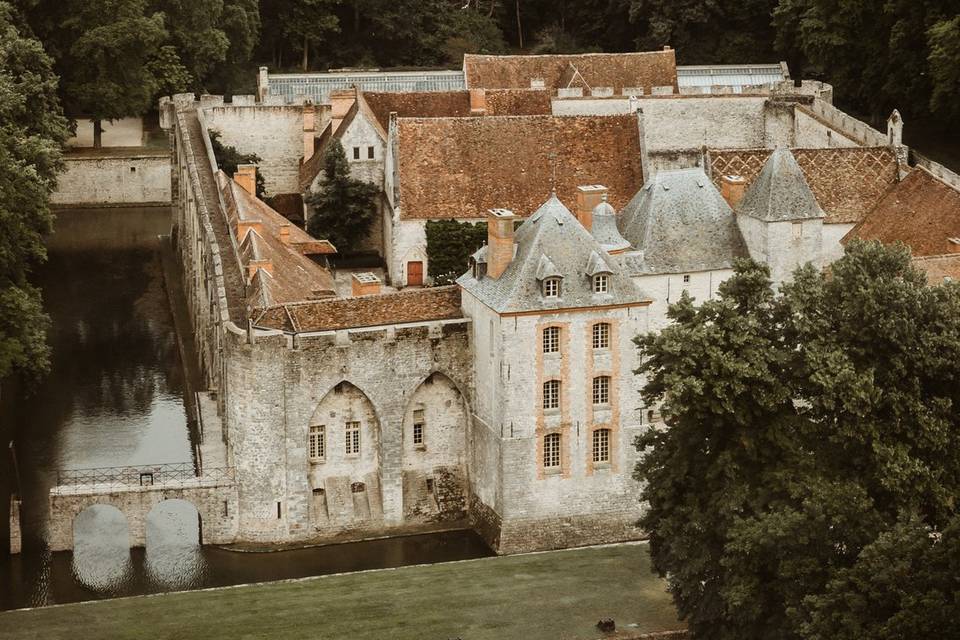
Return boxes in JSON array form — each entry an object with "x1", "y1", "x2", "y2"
[
  {"x1": 843, "y1": 167, "x2": 960, "y2": 257},
  {"x1": 463, "y1": 50, "x2": 678, "y2": 93},
  {"x1": 361, "y1": 89, "x2": 553, "y2": 133},
  {"x1": 396, "y1": 114, "x2": 643, "y2": 220}
]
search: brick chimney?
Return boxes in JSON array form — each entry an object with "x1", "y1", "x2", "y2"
[
  {"x1": 575, "y1": 185, "x2": 608, "y2": 231},
  {"x1": 235, "y1": 164, "x2": 257, "y2": 195},
  {"x1": 303, "y1": 104, "x2": 317, "y2": 162},
  {"x1": 487, "y1": 208, "x2": 518, "y2": 280},
  {"x1": 469, "y1": 88, "x2": 487, "y2": 116},
  {"x1": 247, "y1": 258, "x2": 273, "y2": 282},
  {"x1": 351, "y1": 272, "x2": 382, "y2": 297},
  {"x1": 279, "y1": 224, "x2": 291, "y2": 245},
  {"x1": 720, "y1": 175, "x2": 747, "y2": 209},
  {"x1": 237, "y1": 219, "x2": 263, "y2": 242}
]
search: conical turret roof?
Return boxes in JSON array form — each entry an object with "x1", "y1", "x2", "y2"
[{"x1": 737, "y1": 147, "x2": 825, "y2": 222}]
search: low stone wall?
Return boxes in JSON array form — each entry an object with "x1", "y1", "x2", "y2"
[
  {"x1": 499, "y1": 510, "x2": 644, "y2": 554},
  {"x1": 52, "y1": 149, "x2": 172, "y2": 206}
]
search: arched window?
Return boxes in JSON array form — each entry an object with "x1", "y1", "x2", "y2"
[
  {"x1": 592, "y1": 376, "x2": 611, "y2": 406},
  {"x1": 592, "y1": 428, "x2": 611, "y2": 463},
  {"x1": 544, "y1": 433, "x2": 561, "y2": 469},
  {"x1": 542, "y1": 277, "x2": 561, "y2": 298},
  {"x1": 543, "y1": 326, "x2": 560, "y2": 353},
  {"x1": 543, "y1": 380, "x2": 561, "y2": 410},
  {"x1": 592, "y1": 323, "x2": 610, "y2": 349}
]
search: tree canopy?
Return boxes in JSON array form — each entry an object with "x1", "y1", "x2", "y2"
[
  {"x1": 634, "y1": 241, "x2": 960, "y2": 639},
  {"x1": 305, "y1": 140, "x2": 378, "y2": 253}
]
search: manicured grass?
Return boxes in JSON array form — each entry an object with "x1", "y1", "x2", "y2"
[{"x1": 0, "y1": 543, "x2": 680, "y2": 640}]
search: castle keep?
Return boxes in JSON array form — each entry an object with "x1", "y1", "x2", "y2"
[{"x1": 159, "y1": 49, "x2": 960, "y2": 554}]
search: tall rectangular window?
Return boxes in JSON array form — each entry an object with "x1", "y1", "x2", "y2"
[
  {"x1": 352, "y1": 146, "x2": 361, "y2": 160},
  {"x1": 592, "y1": 323, "x2": 610, "y2": 349},
  {"x1": 543, "y1": 278, "x2": 560, "y2": 298},
  {"x1": 543, "y1": 380, "x2": 560, "y2": 410},
  {"x1": 309, "y1": 425, "x2": 325, "y2": 461},
  {"x1": 593, "y1": 274, "x2": 608, "y2": 293},
  {"x1": 593, "y1": 376, "x2": 610, "y2": 406},
  {"x1": 544, "y1": 433, "x2": 561, "y2": 469},
  {"x1": 345, "y1": 421, "x2": 361, "y2": 455},
  {"x1": 413, "y1": 409, "x2": 425, "y2": 446},
  {"x1": 367, "y1": 145, "x2": 375, "y2": 159},
  {"x1": 592, "y1": 428, "x2": 611, "y2": 463},
  {"x1": 543, "y1": 326, "x2": 560, "y2": 353}
]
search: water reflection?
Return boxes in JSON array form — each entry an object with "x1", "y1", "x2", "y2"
[
  {"x1": 72, "y1": 505, "x2": 133, "y2": 592},
  {"x1": 145, "y1": 500, "x2": 207, "y2": 590}
]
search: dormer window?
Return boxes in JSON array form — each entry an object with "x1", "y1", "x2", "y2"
[
  {"x1": 593, "y1": 274, "x2": 608, "y2": 294},
  {"x1": 543, "y1": 277, "x2": 561, "y2": 298}
]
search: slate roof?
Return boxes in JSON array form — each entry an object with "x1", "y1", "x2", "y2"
[
  {"x1": 590, "y1": 198, "x2": 631, "y2": 253},
  {"x1": 396, "y1": 114, "x2": 644, "y2": 220},
  {"x1": 737, "y1": 148, "x2": 825, "y2": 222},
  {"x1": 618, "y1": 168, "x2": 749, "y2": 275},
  {"x1": 463, "y1": 51, "x2": 678, "y2": 93},
  {"x1": 457, "y1": 195, "x2": 648, "y2": 313},
  {"x1": 843, "y1": 167, "x2": 960, "y2": 257}
]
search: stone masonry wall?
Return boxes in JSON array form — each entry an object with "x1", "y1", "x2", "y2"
[{"x1": 52, "y1": 152, "x2": 172, "y2": 206}]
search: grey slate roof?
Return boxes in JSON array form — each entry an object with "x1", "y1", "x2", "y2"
[
  {"x1": 618, "y1": 167, "x2": 748, "y2": 275},
  {"x1": 590, "y1": 199, "x2": 632, "y2": 253},
  {"x1": 737, "y1": 147, "x2": 825, "y2": 222},
  {"x1": 458, "y1": 195, "x2": 648, "y2": 313}
]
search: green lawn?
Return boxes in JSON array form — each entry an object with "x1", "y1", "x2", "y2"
[{"x1": 0, "y1": 543, "x2": 680, "y2": 640}]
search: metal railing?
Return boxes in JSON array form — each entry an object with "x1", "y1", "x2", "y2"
[{"x1": 55, "y1": 462, "x2": 235, "y2": 491}]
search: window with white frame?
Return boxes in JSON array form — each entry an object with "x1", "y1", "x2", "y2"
[
  {"x1": 592, "y1": 428, "x2": 611, "y2": 463},
  {"x1": 413, "y1": 409, "x2": 425, "y2": 446},
  {"x1": 544, "y1": 433, "x2": 561, "y2": 469},
  {"x1": 593, "y1": 376, "x2": 610, "y2": 406},
  {"x1": 592, "y1": 323, "x2": 610, "y2": 349},
  {"x1": 345, "y1": 421, "x2": 361, "y2": 455},
  {"x1": 309, "y1": 425, "x2": 325, "y2": 461},
  {"x1": 543, "y1": 277, "x2": 561, "y2": 298},
  {"x1": 543, "y1": 380, "x2": 560, "y2": 410},
  {"x1": 543, "y1": 326, "x2": 560, "y2": 353},
  {"x1": 593, "y1": 274, "x2": 609, "y2": 293}
]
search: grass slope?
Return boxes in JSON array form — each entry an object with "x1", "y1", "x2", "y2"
[{"x1": 0, "y1": 543, "x2": 679, "y2": 640}]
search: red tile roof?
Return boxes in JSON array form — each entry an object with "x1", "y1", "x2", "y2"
[
  {"x1": 395, "y1": 114, "x2": 643, "y2": 220},
  {"x1": 363, "y1": 89, "x2": 552, "y2": 131}
]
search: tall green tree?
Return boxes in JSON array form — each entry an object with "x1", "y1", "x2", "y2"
[
  {"x1": 635, "y1": 242, "x2": 960, "y2": 639},
  {"x1": 305, "y1": 140, "x2": 378, "y2": 252},
  {"x1": 279, "y1": 0, "x2": 341, "y2": 71},
  {"x1": 0, "y1": 1, "x2": 69, "y2": 380},
  {"x1": 150, "y1": 0, "x2": 230, "y2": 90},
  {"x1": 928, "y1": 16, "x2": 960, "y2": 128},
  {"x1": 62, "y1": 0, "x2": 166, "y2": 147}
]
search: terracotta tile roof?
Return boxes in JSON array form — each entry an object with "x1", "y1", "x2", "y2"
[
  {"x1": 219, "y1": 171, "x2": 337, "y2": 311},
  {"x1": 396, "y1": 114, "x2": 644, "y2": 220},
  {"x1": 463, "y1": 50, "x2": 678, "y2": 93},
  {"x1": 709, "y1": 147, "x2": 900, "y2": 224},
  {"x1": 843, "y1": 167, "x2": 960, "y2": 257},
  {"x1": 484, "y1": 89, "x2": 552, "y2": 116},
  {"x1": 911, "y1": 254, "x2": 960, "y2": 284},
  {"x1": 253, "y1": 285, "x2": 463, "y2": 332},
  {"x1": 361, "y1": 89, "x2": 552, "y2": 132}
]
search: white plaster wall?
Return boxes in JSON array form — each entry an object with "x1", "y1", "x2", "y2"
[
  {"x1": 638, "y1": 98, "x2": 768, "y2": 151},
  {"x1": 739, "y1": 214, "x2": 823, "y2": 284},
  {"x1": 52, "y1": 154, "x2": 172, "y2": 205},
  {"x1": 550, "y1": 98, "x2": 633, "y2": 116},
  {"x1": 205, "y1": 106, "x2": 304, "y2": 195},
  {"x1": 634, "y1": 269, "x2": 734, "y2": 331},
  {"x1": 400, "y1": 375, "x2": 467, "y2": 471},
  {"x1": 338, "y1": 115, "x2": 385, "y2": 186},
  {"x1": 821, "y1": 222, "x2": 854, "y2": 265},
  {"x1": 391, "y1": 218, "x2": 428, "y2": 287},
  {"x1": 68, "y1": 117, "x2": 144, "y2": 148},
  {"x1": 307, "y1": 383, "x2": 381, "y2": 489},
  {"x1": 794, "y1": 110, "x2": 860, "y2": 148}
]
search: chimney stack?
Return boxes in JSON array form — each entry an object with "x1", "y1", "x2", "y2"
[
  {"x1": 469, "y1": 88, "x2": 487, "y2": 116},
  {"x1": 303, "y1": 104, "x2": 317, "y2": 162},
  {"x1": 720, "y1": 175, "x2": 747, "y2": 210},
  {"x1": 351, "y1": 272, "x2": 382, "y2": 297},
  {"x1": 235, "y1": 164, "x2": 257, "y2": 196},
  {"x1": 279, "y1": 224, "x2": 291, "y2": 245},
  {"x1": 487, "y1": 208, "x2": 518, "y2": 279},
  {"x1": 247, "y1": 258, "x2": 273, "y2": 282},
  {"x1": 575, "y1": 185, "x2": 609, "y2": 231}
]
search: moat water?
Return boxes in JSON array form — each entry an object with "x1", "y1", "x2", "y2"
[{"x1": 0, "y1": 207, "x2": 492, "y2": 612}]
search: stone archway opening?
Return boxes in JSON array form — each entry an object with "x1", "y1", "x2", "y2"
[
  {"x1": 72, "y1": 504, "x2": 133, "y2": 592},
  {"x1": 144, "y1": 499, "x2": 206, "y2": 590}
]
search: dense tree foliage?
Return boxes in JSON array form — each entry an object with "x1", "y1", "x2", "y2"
[
  {"x1": 635, "y1": 242, "x2": 960, "y2": 639},
  {"x1": 0, "y1": 2, "x2": 69, "y2": 379},
  {"x1": 209, "y1": 130, "x2": 266, "y2": 198},
  {"x1": 425, "y1": 219, "x2": 488, "y2": 285},
  {"x1": 305, "y1": 140, "x2": 378, "y2": 252}
]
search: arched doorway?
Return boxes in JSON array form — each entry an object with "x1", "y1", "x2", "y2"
[
  {"x1": 400, "y1": 372, "x2": 469, "y2": 522},
  {"x1": 72, "y1": 504, "x2": 133, "y2": 592},
  {"x1": 306, "y1": 381, "x2": 383, "y2": 530},
  {"x1": 145, "y1": 499, "x2": 206, "y2": 589}
]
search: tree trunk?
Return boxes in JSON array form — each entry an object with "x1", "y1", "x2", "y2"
[
  {"x1": 354, "y1": 1, "x2": 360, "y2": 32},
  {"x1": 302, "y1": 35, "x2": 309, "y2": 71},
  {"x1": 515, "y1": 0, "x2": 523, "y2": 49},
  {"x1": 93, "y1": 119, "x2": 103, "y2": 149}
]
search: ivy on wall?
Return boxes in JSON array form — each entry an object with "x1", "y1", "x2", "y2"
[{"x1": 425, "y1": 219, "x2": 488, "y2": 285}]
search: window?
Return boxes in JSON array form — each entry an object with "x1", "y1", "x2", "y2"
[
  {"x1": 593, "y1": 428, "x2": 611, "y2": 463},
  {"x1": 593, "y1": 274, "x2": 609, "y2": 293},
  {"x1": 543, "y1": 277, "x2": 561, "y2": 298},
  {"x1": 593, "y1": 376, "x2": 611, "y2": 406},
  {"x1": 345, "y1": 421, "x2": 361, "y2": 455},
  {"x1": 544, "y1": 433, "x2": 561, "y2": 469},
  {"x1": 367, "y1": 146, "x2": 375, "y2": 159},
  {"x1": 413, "y1": 409, "x2": 425, "y2": 446},
  {"x1": 793, "y1": 222, "x2": 803, "y2": 239},
  {"x1": 543, "y1": 380, "x2": 560, "y2": 410},
  {"x1": 352, "y1": 146, "x2": 360, "y2": 160},
  {"x1": 309, "y1": 425, "x2": 325, "y2": 461},
  {"x1": 592, "y1": 323, "x2": 610, "y2": 349},
  {"x1": 682, "y1": 274, "x2": 691, "y2": 284},
  {"x1": 543, "y1": 326, "x2": 560, "y2": 353}
]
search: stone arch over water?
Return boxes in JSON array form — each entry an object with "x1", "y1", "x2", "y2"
[
  {"x1": 144, "y1": 499, "x2": 207, "y2": 589},
  {"x1": 72, "y1": 504, "x2": 133, "y2": 592}
]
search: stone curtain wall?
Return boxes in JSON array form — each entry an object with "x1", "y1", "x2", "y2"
[{"x1": 52, "y1": 151, "x2": 172, "y2": 206}]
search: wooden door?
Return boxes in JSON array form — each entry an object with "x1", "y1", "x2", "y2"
[{"x1": 407, "y1": 261, "x2": 423, "y2": 286}]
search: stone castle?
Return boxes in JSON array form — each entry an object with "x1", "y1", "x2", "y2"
[{"x1": 157, "y1": 48, "x2": 960, "y2": 554}]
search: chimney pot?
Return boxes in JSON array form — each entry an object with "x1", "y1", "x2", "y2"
[
  {"x1": 279, "y1": 224, "x2": 291, "y2": 244},
  {"x1": 235, "y1": 164, "x2": 257, "y2": 196},
  {"x1": 575, "y1": 185, "x2": 609, "y2": 231},
  {"x1": 486, "y1": 208, "x2": 518, "y2": 279},
  {"x1": 721, "y1": 175, "x2": 747, "y2": 209},
  {"x1": 469, "y1": 88, "x2": 487, "y2": 116},
  {"x1": 303, "y1": 104, "x2": 317, "y2": 161}
]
